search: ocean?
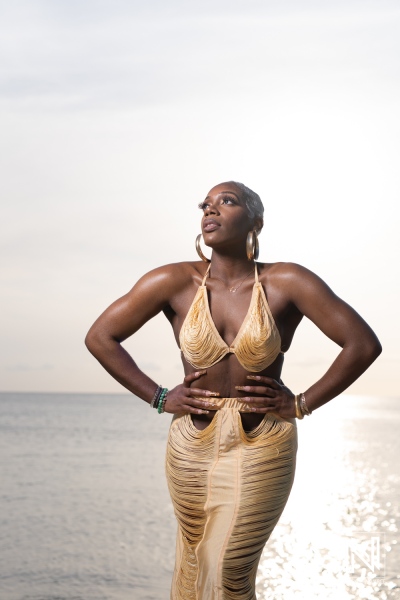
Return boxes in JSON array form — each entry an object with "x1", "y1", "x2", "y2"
[{"x1": 0, "y1": 392, "x2": 399, "y2": 600}]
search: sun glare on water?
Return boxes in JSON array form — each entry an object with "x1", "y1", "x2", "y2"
[{"x1": 256, "y1": 397, "x2": 399, "y2": 600}]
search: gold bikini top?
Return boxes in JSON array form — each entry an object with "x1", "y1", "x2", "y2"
[{"x1": 179, "y1": 263, "x2": 283, "y2": 372}]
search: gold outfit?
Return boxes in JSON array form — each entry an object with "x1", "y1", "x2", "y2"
[
  {"x1": 166, "y1": 263, "x2": 297, "y2": 599},
  {"x1": 179, "y1": 263, "x2": 283, "y2": 372}
]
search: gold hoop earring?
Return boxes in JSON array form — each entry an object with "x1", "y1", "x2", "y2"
[
  {"x1": 246, "y1": 230, "x2": 259, "y2": 261},
  {"x1": 196, "y1": 234, "x2": 211, "y2": 262}
]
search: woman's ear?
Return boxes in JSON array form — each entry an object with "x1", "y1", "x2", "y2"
[{"x1": 254, "y1": 217, "x2": 263, "y2": 235}]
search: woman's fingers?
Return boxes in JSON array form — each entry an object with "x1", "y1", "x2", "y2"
[
  {"x1": 188, "y1": 397, "x2": 217, "y2": 408},
  {"x1": 244, "y1": 405, "x2": 277, "y2": 413},
  {"x1": 183, "y1": 370, "x2": 207, "y2": 387},
  {"x1": 241, "y1": 396, "x2": 277, "y2": 404},
  {"x1": 246, "y1": 375, "x2": 281, "y2": 389},
  {"x1": 235, "y1": 385, "x2": 277, "y2": 397},
  {"x1": 239, "y1": 396, "x2": 278, "y2": 410},
  {"x1": 182, "y1": 404, "x2": 210, "y2": 415},
  {"x1": 166, "y1": 372, "x2": 221, "y2": 415},
  {"x1": 189, "y1": 387, "x2": 220, "y2": 398},
  {"x1": 240, "y1": 395, "x2": 279, "y2": 413}
]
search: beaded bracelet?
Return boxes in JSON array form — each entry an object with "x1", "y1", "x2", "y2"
[
  {"x1": 150, "y1": 385, "x2": 163, "y2": 408},
  {"x1": 157, "y1": 389, "x2": 169, "y2": 414},
  {"x1": 154, "y1": 387, "x2": 168, "y2": 411}
]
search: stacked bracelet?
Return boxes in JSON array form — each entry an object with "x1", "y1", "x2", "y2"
[
  {"x1": 150, "y1": 385, "x2": 163, "y2": 408},
  {"x1": 300, "y1": 392, "x2": 312, "y2": 416},
  {"x1": 150, "y1": 386, "x2": 169, "y2": 412},
  {"x1": 157, "y1": 388, "x2": 169, "y2": 414},
  {"x1": 150, "y1": 385, "x2": 168, "y2": 412},
  {"x1": 294, "y1": 393, "x2": 312, "y2": 419},
  {"x1": 294, "y1": 395, "x2": 304, "y2": 419}
]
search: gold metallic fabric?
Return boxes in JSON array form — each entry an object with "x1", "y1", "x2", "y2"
[
  {"x1": 179, "y1": 264, "x2": 282, "y2": 372},
  {"x1": 166, "y1": 399, "x2": 298, "y2": 599}
]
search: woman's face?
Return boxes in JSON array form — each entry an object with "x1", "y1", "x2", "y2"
[{"x1": 199, "y1": 182, "x2": 260, "y2": 251}]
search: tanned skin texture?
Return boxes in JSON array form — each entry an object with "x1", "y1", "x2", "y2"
[{"x1": 85, "y1": 182, "x2": 382, "y2": 431}]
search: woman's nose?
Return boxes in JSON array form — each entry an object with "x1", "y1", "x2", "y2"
[{"x1": 205, "y1": 201, "x2": 220, "y2": 215}]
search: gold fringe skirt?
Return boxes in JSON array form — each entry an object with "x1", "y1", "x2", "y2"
[{"x1": 165, "y1": 398, "x2": 298, "y2": 600}]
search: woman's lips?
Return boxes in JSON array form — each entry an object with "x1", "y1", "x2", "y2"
[{"x1": 203, "y1": 220, "x2": 220, "y2": 232}]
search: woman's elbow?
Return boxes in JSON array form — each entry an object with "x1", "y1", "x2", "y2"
[
  {"x1": 85, "y1": 324, "x2": 118, "y2": 357},
  {"x1": 346, "y1": 329, "x2": 382, "y2": 367},
  {"x1": 369, "y1": 338, "x2": 382, "y2": 361},
  {"x1": 360, "y1": 335, "x2": 382, "y2": 365},
  {"x1": 85, "y1": 326, "x2": 104, "y2": 355},
  {"x1": 85, "y1": 330, "x2": 96, "y2": 354}
]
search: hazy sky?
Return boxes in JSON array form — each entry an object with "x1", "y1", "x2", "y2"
[{"x1": 1, "y1": 0, "x2": 399, "y2": 397}]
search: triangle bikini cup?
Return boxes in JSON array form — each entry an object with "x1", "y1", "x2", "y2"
[{"x1": 179, "y1": 263, "x2": 283, "y2": 372}]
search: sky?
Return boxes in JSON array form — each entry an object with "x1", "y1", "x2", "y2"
[{"x1": 1, "y1": 0, "x2": 399, "y2": 398}]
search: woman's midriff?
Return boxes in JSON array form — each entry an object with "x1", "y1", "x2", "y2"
[
  {"x1": 191, "y1": 411, "x2": 265, "y2": 432},
  {"x1": 185, "y1": 353, "x2": 286, "y2": 432}
]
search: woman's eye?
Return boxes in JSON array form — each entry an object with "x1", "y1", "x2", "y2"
[{"x1": 198, "y1": 196, "x2": 235, "y2": 210}]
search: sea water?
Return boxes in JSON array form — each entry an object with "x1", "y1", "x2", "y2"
[{"x1": 0, "y1": 393, "x2": 399, "y2": 600}]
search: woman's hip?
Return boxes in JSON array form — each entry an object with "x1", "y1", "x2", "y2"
[{"x1": 166, "y1": 402, "x2": 298, "y2": 462}]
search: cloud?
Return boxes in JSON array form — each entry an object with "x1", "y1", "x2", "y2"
[{"x1": 1, "y1": 1, "x2": 399, "y2": 111}]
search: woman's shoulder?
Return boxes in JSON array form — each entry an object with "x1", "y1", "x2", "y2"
[
  {"x1": 258, "y1": 261, "x2": 327, "y2": 290},
  {"x1": 258, "y1": 261, "x2": 312, "y2": 279},
  {"x1": 258, "y1": 261, "x2": 336, "y2": 307},
  {"x1": 135, "y1": 260, "x2": 209, "y2": 291}
]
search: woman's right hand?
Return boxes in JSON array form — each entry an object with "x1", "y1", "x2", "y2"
[{"x1": 164, "y1": 370, "x2": 220, "y2": 415}]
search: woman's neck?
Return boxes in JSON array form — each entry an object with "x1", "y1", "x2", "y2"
[{"x1": 208, "y1": 252, "x2": 255, "y2": 282}]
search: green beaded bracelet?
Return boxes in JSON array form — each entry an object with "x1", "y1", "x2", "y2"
[
  {"x1": 158, "y1": 389, "x2": 169, "y2": 414},
  {"x1": 155, "y1": 387, "x2": 168, "y2": 412},
  {"x1": 157, "y1": 392, "x2": 166, "y2": 413}
]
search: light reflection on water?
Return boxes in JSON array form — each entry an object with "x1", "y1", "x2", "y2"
[
  {"x1": 0, "y1": 393, "x2": 398, "y2": 600},
  {"x1": 256, "y1": 396, "x2": 400, "y2": 600}
]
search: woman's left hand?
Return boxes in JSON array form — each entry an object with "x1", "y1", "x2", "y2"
[{"x1": 235, "y1": 376, "x2": 296, "y2": 420}]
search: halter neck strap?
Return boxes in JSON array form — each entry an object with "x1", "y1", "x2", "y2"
[
  {"x1": 201, "y1": 262, "x2": 212, "y2": 285},
  {"x1": 202, "y1": 262, "x2": 258, "y2": 286}
]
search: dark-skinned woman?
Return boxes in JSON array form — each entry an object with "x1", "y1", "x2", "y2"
[{"x1": 85, "y1": 181, "x2": 381, "y2": 600}]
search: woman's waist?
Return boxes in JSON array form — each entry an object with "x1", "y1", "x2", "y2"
[
  {"x1": 195, "y1": 396, "x2": 291, "y2": 420},
  {"x1": 185, "y1": 370, "x2": 284, "y2": 399},
  {"x1": 198, "y1": 396, "x2": 255, "y2": 412}
]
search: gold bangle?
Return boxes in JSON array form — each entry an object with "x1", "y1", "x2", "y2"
[{"x1": 294, "y1": 395, "x2": 304, "y2": 419}]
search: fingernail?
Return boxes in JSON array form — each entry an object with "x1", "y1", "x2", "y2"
[
  {"x1": 251, "y1": 407, "x2": 257, "y2": 412},
  {"x1": 204, "y1": 402, "x2": 210, "y2": 407},
  {"x1": 247, "y1": 375, "x2": 260, "y2": 380},
  {"x1": 195, "y1": 371, "x2": 200, "y2": 376},
  {"x1": 203, "y1": 410, "x2": 209, "y2": 414},
  {"x1": 235, "y1": 386, "x2": 244, "y2": 390}
]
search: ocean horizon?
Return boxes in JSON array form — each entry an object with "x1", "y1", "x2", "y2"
[{"x1": 1, "y1": 392, "x2": 399, "y2": 600}]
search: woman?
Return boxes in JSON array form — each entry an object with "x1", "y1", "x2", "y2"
[{"x1": 85, "y1": 181, "x2": 381, "y2": 599}]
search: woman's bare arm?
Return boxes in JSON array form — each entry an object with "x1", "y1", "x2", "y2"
[
  {"x1": 85, "y1": 264, "x2": 178, "y2": 400},
  {"x1": 286, "y1": 263, "x2": 382, "y2": 411},
  {"x1": 85, "y1": 263, "x2": 217, "y2": 413},
  {"x1": 237, "y1": 263, "x2": 382, "y2": 416}
]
